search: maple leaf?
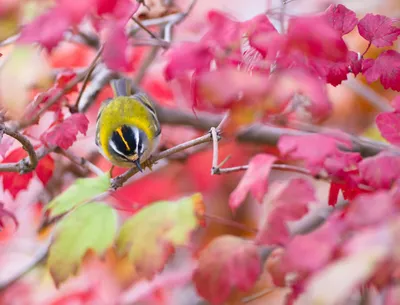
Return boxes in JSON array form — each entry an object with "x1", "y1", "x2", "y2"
[
  {"x1": 0, "y1": 147, "x2": 54, "y2": 198},
  {"x1": 324, "y1": 4, "x2": 358, "y2": 35},
  {"x1": 116, "y1": 194, "x2": 204, "y2": 279},
  {"x1": 376, "y1": 107, "x2": 400, "y2": 145},
  {"x1": 345, "y1": 191, "x2": 395, "y2": 228},
  {"x1": 256, "y1": 178, "x2": 316, "y2": 245},
  {"x1": 358, "y1": 14, "x2": 400, "y2": 47},
  {"x1": 0, "y1": 202, "x2": 18, "y2": 231},
  {"x1": 283, "y1": 220, "x2": 343, "y2": 274},
  {"x1": 278, "y1": 134, "x2": 350, "y2": 174},
  {"x1": 349, "y1": 51, "x2": 362, "y2": 75},
  {"x1": 359, "y1": 153, "x2": 400, "y2": 189},
  {"x1": 47, "y1": 202, "x2": 117, "y2": 287},
  {"x1": 102, "y1": 22, "x2": 129, "y2": 71},
  {"x1": 229, "y1": 154, "x2": 277, "y2": 210},
  {"x1": 245, "y1": 14, "x2": 277, "y2": 57},
  {"x1": 164, "y1": 42, "x2": 213, "y2": 81},
  {"x1": 193, "y1": 235, "x2": 261, "y2": 305},
  {"x1": 42, "y1": 113, "x2": 89, "y2": 150},
  {"x1": 54, "y1": 69, "x2": 78, "y2": 93}
]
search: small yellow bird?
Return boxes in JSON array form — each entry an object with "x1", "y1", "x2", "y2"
[{"x1": 95, "y1": 78, "x2": 161, "y2": 171}]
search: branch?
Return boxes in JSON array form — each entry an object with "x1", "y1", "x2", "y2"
[
  {"x1": 111, "y1": 132, "x2": 217, "y2": 189},
  {"x1": 55, "y1": 148, "x2": 104, "y2": 176},
  {"x1": 0, "y1": 125, "x2": 38, "y2": 173}
]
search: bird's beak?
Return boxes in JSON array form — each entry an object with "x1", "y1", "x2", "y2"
[{"x1": 134, "y1": 159, "x2": 143, "y2": 172}]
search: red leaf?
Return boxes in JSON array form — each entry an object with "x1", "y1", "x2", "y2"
[
  {"x1": 376, "y1": 109, "x2": 400, "y2": 145},
  {"x1": 18, "y1": 7, "x2": 71, "y2": 51},
  {"x1": 278, "y1": 134, "x2": 349, "y2": 174},
  {"x1": 349, "y1": 51, "x2": 362, "y2": 75},
  {"x1": 203, "y1": 10, "x2": 241, "y2": 50},
  {"x1": 103, "y1": 22, "x2": 129, "y2": 72},
  {"x1": 324, "y1": 4, "x2": 358, "y2": 35},
  {"x1": 55, "y1": 70, "x2": 78, "y2": 93},
  {"x1": 229, "y1": 154, "x2": 277, "y2": 211},
  {"x1": 364, "y1": 51, "x2": 400, "y2": 91},
  {"x1": 95, "y1": 0, "x2": 118, "y2": 15},
  {"x1": 0, "y1": 202, "x2": 18, "y2": 231},
  {"x1": 358, "y1": 14, "x2": 400, "y2": 47},
  {"x1": 283, "y1": 220, "x2": 342, "y2": 273},
  {"x1": 164, "y1": 42, "x2": 213, "y2": 81},
  {"x1": 285, "y1": 15, "x2": 348, "y2": 62},
  {"x1": 36, "y1": 154, "x2": 55, "y2": 186},
  {"x1": 0, "y1": 148, "x2": 34, "y2": 198},
  {"x1": 245, "y1": 14, "x2": 277, "y2": 57},
  {"x1": 346, "y1": 191, "x2": 395, "y2": 228},
  {"x1": 193, "y1": 235, "x2": 261, "y2": 305},
  {"x1": 256, "y1": 178, "x2": 315, "y2": 245},
  {"x1": 42, "y1": 113, "x2": 89, "y2": 149},
  {"x1": 359, "y1": 153, "x2": 400, "y2": 189}
]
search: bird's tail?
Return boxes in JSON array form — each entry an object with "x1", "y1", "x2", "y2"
[{"x1": 110, "y1": 78, "x2": 132, "y2": 97}]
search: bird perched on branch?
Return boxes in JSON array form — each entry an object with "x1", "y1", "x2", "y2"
[{"x1": 95, "y1": 78, "x2": 161, "y2": 172}]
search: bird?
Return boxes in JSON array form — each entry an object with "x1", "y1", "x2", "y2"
[{"x1": 95, "y1": 78, "x2": 161, "y2": 172}]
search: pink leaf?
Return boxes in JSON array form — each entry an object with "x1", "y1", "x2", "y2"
[
  {"x1": 256, "y1": 178, "x2": 315, "y2": 245},
  {"x1": 376, "y1": 110, "x2": 400, "y2": 145},
  {"x1": 193, "y1": 235, "x2": 261, "y2": 305},
  {"x1": 324, "y1": 4, "x2": 358, "y2": 35},
  {"x1": 102, "y1": 22, "x2": 129, "y2": 72},
  {"x1": 359, "y1": 153, "x2": 400, "y2": 189},
  {"x1": 278, "y1": 134, "x2": 350, "y2": 174},
  {"x1": 35, "y1": 154, "x2": 55, "y2": 186},
  {"x1": 229, "y1": 154, "x2": 277, "y2": 211},
  {"x1": 0, "y1": 136, "x2": 13, "y2": 159},
  {"x1": 18, "y1": 7, "x2": 71, "y2": 52},
  {"x1": 358, "y1": 14, "x2": 400, "y2": 47},
  {"x1": 283, "y1": 220, "x2": 343, "y2": 273},
  {"x1": 345, "y1": 191, "x2": 395, "y2": 228},
  {"x1": 42, "y1": 113, "x2": 89, "y2": 149},
  {"x1": 164, "y1": 42, "x2": 213, "y2": 81},
  {"x1": 349, "y1": 51, "x2": 362, "y2": 75}
]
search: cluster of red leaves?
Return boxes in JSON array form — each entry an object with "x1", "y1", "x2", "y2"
[
  {"x1": 18, "y1": 0, "x2": 139, "y2": 71},
  {"x1": 164, "y1": 4, "x2": 400, "y2": 131}
]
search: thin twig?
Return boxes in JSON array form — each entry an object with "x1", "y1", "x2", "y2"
[
  {"x1": 133, "y1": 46, "x2": 161, "y2": 86},
  {"x1": 210, "y1": 127, "x2": 219, "y2": 175},
  {"x1": 203, "y1": 213, "x2": 258, "y2": 234},
  {"x1": 55, "y1": 148, "x2": 104, "y2": 176},
  {"x1": 73, "y1": 45, "x2": 104, "y2": 111},
  {"x1": 131, "y1": 17, "x2": 169, "y2": 49},
  {"x1": 0, "y1": 125, "x2": 38, "y2": 173},
  {"x1": 17, "y1": 74, "x2": 86, "y2": 130}
]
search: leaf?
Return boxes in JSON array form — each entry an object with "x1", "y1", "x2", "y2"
[
  {"x1": 0, "y1": 202, "x2": 18, "y2": 231},
  {"x1": 47, "y1": 202, "x2": 117, "y2": 287},
  {"x1": 324, "y1": 4, "x2": 358, "y2": 35},
  {"x1": 296, "y1": 236, "x2": 389, "y2": 305},
  {"x1": 256, "y1": 178, "x2": 316, "y2": 245},
  {"x1": 345, "y1": 191, "x2": 395, "y2": 229},
  {"x1": 359, "y1": 153, "x2": 400, "y2": 189},
  {"x1": 228, "y1": 154, "x2": 277, "y2": 211},
  {"x1": 116, "y1": 193, "x2": 204, "y2": 279},
  {"x1": 45, "y1": 173, "x2": 110, "y2": 218},
  {"x1": 278, "y1": 134, "x2": 348, "y2": 174},
  {"x1": 42, "y1": 113, "x2": 89, "y2": 149},
  {"x1": 35, "y1": 154, "x2": 55, "y2": 186},
  {"x1": 54, "y1": 69, "x2": 78, "y2": 93},
  {"x1": 364, "y1": 50, "x2": 400, "y2": 91},
  {"x1": 358, "y1": 14, "x2": 400, "y2": 47},
  {"x1": 102, "y1": 22, "x2": 129, "y2": 72},
  {"x1": 164, "y1": 42, "x2": 213, "y2": 81},
  {"x1": 193, "y1": 235, "x2": 261, "y2": 305},
  {"x1": 283, "y1": 220, "x2": 343, "y2": 274},
  {"x1": 376, "y1": 107, "x2": 400, "y2": 145}
]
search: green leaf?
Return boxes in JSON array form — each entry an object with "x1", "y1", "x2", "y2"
[
  {"x1": 47, "y1": 202, "x2": 117, "y2": 287},
  {"x1": 116, "y1": 193, "x2": 204, "y2": 279},
  {"x1": 46, "y1": 173, "x2": 110, "y2": 218}
]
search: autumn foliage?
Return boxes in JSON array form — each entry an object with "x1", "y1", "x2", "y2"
[{"x1": 2, "y1": 0, "x2": 400, "y2": 304}]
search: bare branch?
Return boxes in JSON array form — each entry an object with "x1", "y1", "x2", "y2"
[
  {"x1": 0, "y1": 125, "x2": 38, "y2": 173},
  {"x1": 131, "y1": 17, "x2": 169, "y2": 49},
  {"x1": 210, "y1": 127, "x2": 219, "y2": 175},
  {"x1": 55, "y1": 148, "x2": 104, "y2": 176}
]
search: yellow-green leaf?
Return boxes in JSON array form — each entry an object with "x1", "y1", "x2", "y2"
[
  {"x1": 46, "y1": 173, "x2": 109, "y2": 218},
  {"x1": 116, "y1": 193, "x2": 204, "y2": 279},
  {"x1": 47, "y1": 202, "x2": 117, "y2": 287}
]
